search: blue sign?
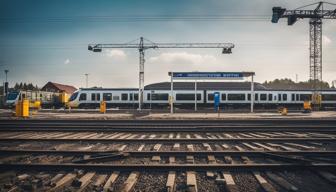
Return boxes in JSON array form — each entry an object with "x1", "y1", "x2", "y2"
[
  {"x1": 214, "y1": 92, "x2": 220, "y2": 110},
  {"x1": 171, "y1": 72, "x2": 244, "y2": 79}
]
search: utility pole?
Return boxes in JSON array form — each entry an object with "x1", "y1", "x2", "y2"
[
  {"x1": 85, "y1": 73, "x2": 89, "y2": 88},
  {"x1": 272, "y1": 2, "x2": 336, "y2": 107},
  {"x1": 295, "y1": 74, "x2": 298, "y2": 83},
  {"x1": 88, "y1": 37, "x2": 234, "y2": 110}
]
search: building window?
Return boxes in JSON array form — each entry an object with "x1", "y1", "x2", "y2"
[
  {"x1": 268, "y1": 94, "x2": 273, "y2": 101},
  {"x1": 228, "y1": 94, "x2": 246, "y2": 101},
  {"x1": 103, "y1": 93, "x2": 112, "y2": 101},
  {"x1": 221, "y1": 94, "x2": 226, "y2": 101},
  {"x1": 176, "y1": 94, "x2": 201, "y2": 101},
  {"x1": 260, "y1": 94, "x2": 267, "y2": 101},
  {"x1": 121, "y1": 93, "x2": 128, "y2": 101},
  {"x1": 79, "y1": 93, "x2": 87, "y2": 101}
]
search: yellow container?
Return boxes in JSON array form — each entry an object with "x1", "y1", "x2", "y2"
[
  {"x1": 30, "y1": 100, "x2": 41, "y2": 109},
  {"x1": 100, "y1": 101, "x2": 106, "y2": 113},
  {"x1": 22, "y1": 99, "x2": 30, "y2": 117},
  {"x1": 303, "y1": 101, "x2": 312, "y2": 110},
  {"x1": 15, "y1": 101, "x2": 22, "y2": 117},
  {"x1": 60, "y1": 92, "x2": 69, "y2": 103},
  {"x1": 281, "y1": 108, "x2": 288, "y2": 116}
]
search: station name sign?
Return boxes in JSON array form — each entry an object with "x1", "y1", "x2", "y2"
[{"x1": 169, "y1": 72, "x2": 251, "y2": 80}]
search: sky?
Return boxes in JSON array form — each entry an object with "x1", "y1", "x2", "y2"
[{"x1": 0, "y1": 0, "x2": 335, "y2": 89}]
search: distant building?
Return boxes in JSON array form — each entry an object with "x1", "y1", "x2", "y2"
[{"x1": 41, "y1": 82, "x2": 77, "y2": 94}]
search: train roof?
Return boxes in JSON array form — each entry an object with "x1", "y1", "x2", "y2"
[
  {"x1": 78, "y1": 82, "x2": 336, "y2": 92},
  {"x1": 144, "y1": 81, "x2": 268, "y2": 91}
]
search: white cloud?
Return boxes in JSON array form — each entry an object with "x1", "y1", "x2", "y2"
[
  {"x1": 148, "y1": 52, "x2": 217, "y2": 65},
  {"x1": 64, "y1": 59, "x2": 70, "y2": 65},
  {"x1": 323, "y1": 35, "x2": 332, "y2": 45},
  {"x1": 106, "y1": 49, "x2": 127, "y2": 59}
]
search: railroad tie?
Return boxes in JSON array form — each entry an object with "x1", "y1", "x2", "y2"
[
  {"x1": 186, "y1": 144, "x2": 194, "y2": 164},
  {"x1": 169, "y1": 133, "x2": 174, "y2": 139},
  {"x1": 222, "y1": 144, "x2": 230, "y2": 150},
  {"x1": 103, "y1": 171, "x2": 120, "y2": 192},
  {"x1": 118, "y1": 145, "x2": 127, "y2": 152},
  {"x1": 166, "y1": 171, "x2": 176, "y2": 192},
  {"x1": 152, "y1": 144, "x2": 162, "y2": 161},
  {"x1": 76, "y1": 172, "x2": 96, "y2": 192},
  {"x1": 170, "y1": 143, "x2": 180, "y2": 164},
  {"x1": 139, "y1": 134, "x2": 146, "y2": 139},
  {"x1": 120, "y1": 172, "x2": 140, "y2": 192},
  {"x1": 253, "y1": 143, "x2": 277, "y2": 151},
  {"x1": 266, "y1": 172, "x2": 298, "y2": 191},
  {"x1": 176, "y1": 133, "x2": 181, "y2": 139},
  {"x1": 267, "y1": 143, "x2": 298, "y2": 151},
  {"x1": 223, "y1": 133, "x2": 234, "y2": 138},
  {"x1": 234, "y1": 145, "x2": 245, "y2": 152},
  {"x1": 222, "y1": 172, "x2": 238, "y2": 192},
  {"x1": 284, "y1": 143, "x2": 315, "y2": 150},
  {"x1": 93, "y1": 174, "x2": 108, "y2": 188},
  {"x1": 48, "y1": 173, "x2": 77, "y2": 192},
  {"x1": 137, "y1": 144, "x2": 145, "y2": 152},
  {"x1": 241, "y1": 156, "x2": 277, "y2": 192},
  {"x1": 316, "y1": 171, "x2": 336, "y2": 185},
  {"x1": 253, "y1": 172, "x2": 277, "y2": 192},
  {"x1": 186, "y1": 134, "x2": 191, "y2": 139},
  {"x1": 242, "y1": 142, "x2": 263, "y2": 151},
  {"x1": 202, "y1": 143, "x2": 213, "y2": 151},
  {"x1": 186, "y1": 171, "x2": 198, "y2": 192}
]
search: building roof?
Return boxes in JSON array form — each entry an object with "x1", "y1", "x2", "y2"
[
  {"x1": 41, "y1": 82, "x2": 77, "y2": 94},
  {"x1": 144, "y1": 81, "x2": 268, "y2": 91}
]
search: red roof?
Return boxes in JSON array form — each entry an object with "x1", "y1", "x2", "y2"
[{"x1": 41, "y1": 82, "x2": 77, "y2": 94}]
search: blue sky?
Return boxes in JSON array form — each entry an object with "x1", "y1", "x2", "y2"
[{"x1": 0, "y1": 0, "x2": 335, "y2": 88}]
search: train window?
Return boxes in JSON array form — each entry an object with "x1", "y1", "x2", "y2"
[
  {"x1": 268, "y1": 94, "x2": 273, "y2": 101},
  {"x1": 291, "y1": 94, "x2": 295, "y2": 101},
  {"x1": 278, "y1": 94, "x2": 282, "y2": 101},
  {"x1": 296, "y1": 94, "x2": 299, "y2": 101},
  {"x1": 91, "y1": 93, "x2": 96, "y2": 101},
  {"x1": 147, "y1": 93, "x2": 151, "y2": 100},
  {"x1": 121, "y1": 93, "x2": 128, "y2": 101},
  {"x1": 130, "y1": 93, "x2": 134, "y2": 101},
  {"x1": 152, "y1": 93, "x2": 169, "y2": 101},
  {"x1": 103, "y1": 93, "x2": 112, "y2": 101},
  {"x1": 134, "y1": 93, "x2": 139, "y2": 100},
  {"x1": 113, "y1": 96, "x2": 120, "y2": 101},
  {"x1": 300, "y1": 94, "x2": 311, "y2": 101},
  {"x1": 283, "y1": 94, "x2": 287, "y2": 101},
  {"x1": 247, "y1": 94, "x2": 251, "y2": 101},
  {"x1": 221, "y1": 94, "x2": 226, "y2": 101},
  {"x1": 255, "y1": 94, "x2": 258, "y2": 101},
  {"x1": 228, "y1": 94, "x2": 246, "y2": 101},
  {"x1": 208, "y1": 94, "x2": 214, "y2": 101},
  {"x1": 69, "y1": 92, "x2": 79, "y2": 101},
  {"x1": 322, "y1": 94, "x2": 336, "y2": 101},
  {"x1": 260, "y1": 94, "x2": 267, "y2": 101},
  {"x1": 79, "y1": 93, "x2": 87, "y2": 101},
  {"x1": 97, "y1": 93, "x2": 100, "y2": 101},
  {"x1": 176, "y1": 94, "x2": 201, "y2": 101}
]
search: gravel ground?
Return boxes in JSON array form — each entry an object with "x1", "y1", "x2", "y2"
[
  {"x1": 109, "y1": 172, "x2": 129, "y2": 191},
  {"x1": 196, "y1": 172, "x2": 223, "y2": 192},
  {"x1": 132, "y1": 172, "x2": 166, "y2": 192},
  {"x1": 279, "y1": 170, "x2": 335, "y2": 192},
  {"x1": 232, "y1": 172, "x2": 261, "y2": 192},
  {"x1": 175, "y1": 172, "x2": 187, "y2": 192}
]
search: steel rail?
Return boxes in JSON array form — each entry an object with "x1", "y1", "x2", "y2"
[
  {"x1": 0, "y1": 126, "x2": 336, "y2": 133},
  {"x1": 0, "y1": 149, "x2": 335, "y2": 156},
  {"x1": 0, "y1": 137, "x2": 334, "y2": 142},
  {"x1": 0, "y1": 163, "x2": 335, "y2": 172}
]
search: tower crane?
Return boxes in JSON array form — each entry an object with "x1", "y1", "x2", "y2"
[
  {"x1": 272, "y1": 1, "x2": 336, "y2": 106},
  {"x1": 88, "y1": 37, "x2": 234, "y2": 110}
]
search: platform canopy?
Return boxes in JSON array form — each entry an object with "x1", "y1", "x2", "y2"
[{"x1": 168, "y1": 72, "x2": 255, "y2": 80}]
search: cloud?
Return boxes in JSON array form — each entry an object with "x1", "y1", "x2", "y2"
[
  {"x1": 148, "y1": 52, "x2": 217, "y2": 65},
  {"x1": 323, "y1": 35, "x2": 332, "y2": 45},
  {"x1": 64, "y1": 59, "x2": 70, "y2": 65},
  {"x1": 105, "y1": 49, "x2": 127, "y2": 59}
]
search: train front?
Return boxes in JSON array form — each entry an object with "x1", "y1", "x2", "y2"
[{"x1": 67, "y1": 91, "x2": 80, "y2": 108}]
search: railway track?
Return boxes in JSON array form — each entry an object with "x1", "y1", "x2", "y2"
[{"x1": 0, "y1": 119, "x2": 336, "y2": 191}]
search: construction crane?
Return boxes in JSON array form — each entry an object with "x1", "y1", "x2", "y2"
[
  {"x1": 88, "y1": 37, "x2": 234, "y2": 110},
  {"x1": 271, "y1": 1, "x2": 336, "y2": 107}
]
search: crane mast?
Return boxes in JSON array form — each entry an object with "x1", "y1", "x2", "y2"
[
  {"x1": 88, "y1": 37, "x2": 234, "y2": 110},
  {"x1": 272, "y1": 1, "x2": 336, "y2": 107}
]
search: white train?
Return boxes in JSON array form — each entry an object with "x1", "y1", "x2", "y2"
[{"x1": 67, "y1": 82, "x2": 336, "y2": 109}]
